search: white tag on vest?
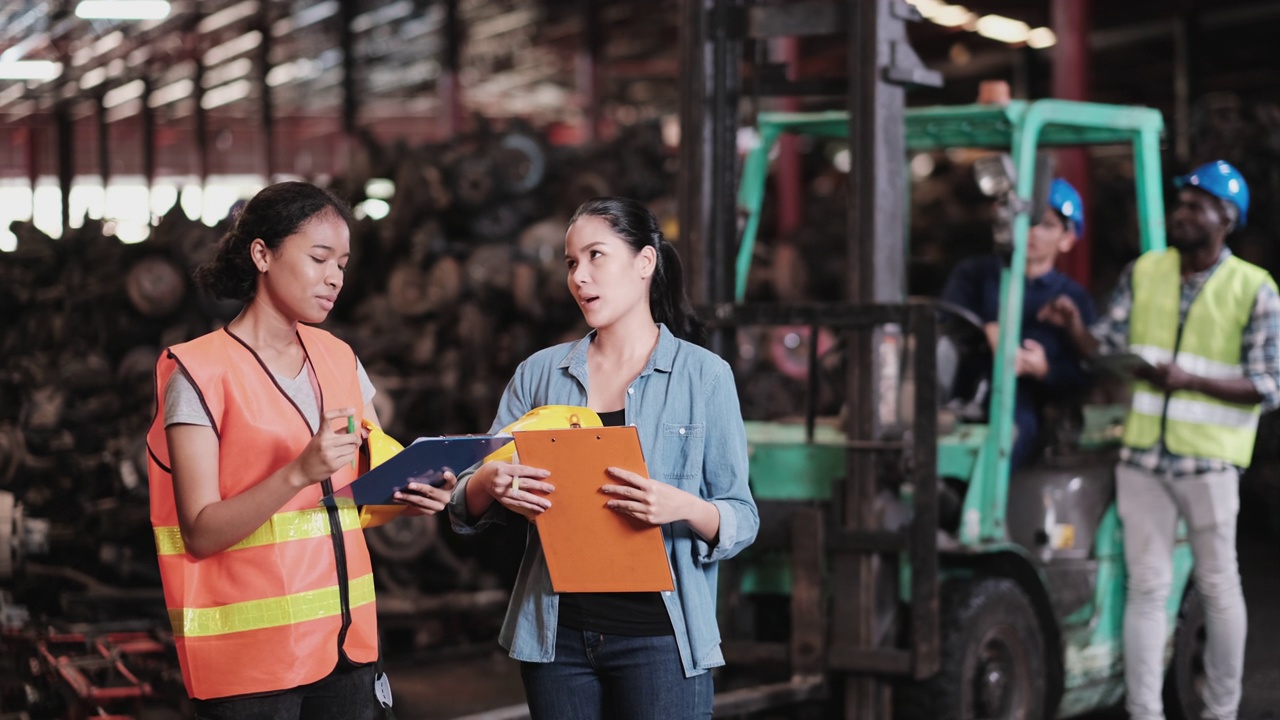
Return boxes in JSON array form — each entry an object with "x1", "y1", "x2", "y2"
[{"x1": 375, "y1": 671, "x2": 393, "y2": 708}]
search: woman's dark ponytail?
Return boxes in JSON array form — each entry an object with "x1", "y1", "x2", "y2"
[
  {"x1": 651, "y1": 236, "x2": 706, "y2": 345},
  {"x1": 569, "y1": 197, "x2": 706, "y2": 345}
]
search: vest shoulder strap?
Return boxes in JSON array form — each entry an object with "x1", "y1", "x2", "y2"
[
  {"x1": 1218, "y1": 255, "x2": 1276, "y2": 296},
  {"x1": 1132, "y1": 247, "x2": 1179, "y2": 286}
]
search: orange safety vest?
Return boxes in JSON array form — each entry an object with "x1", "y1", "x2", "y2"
[{"x1": 146, "y1": 325, "x2": 378, "y2": 700}]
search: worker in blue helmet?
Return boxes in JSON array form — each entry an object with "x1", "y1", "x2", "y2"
[
  {"x1": 1174, "y1": 158, "x2": 1250, "y2": 230},
  {"x1": 941, "y1": 176, "x2": 1095, "y2": 468},
  {"x1": 1042, "y1": 159, "x2": 1279, "y2": 720},
  {"x1": 1048, "y1": 177, "x2": 1085, "y2": 236}
]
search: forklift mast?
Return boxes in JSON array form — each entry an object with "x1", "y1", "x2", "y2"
[{"x1": 677, "y1": 1, "x2": 942, "y2": 718}]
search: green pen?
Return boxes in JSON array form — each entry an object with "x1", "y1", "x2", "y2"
[{"x1": 348, "y1": 415, "x2": 357, "y2": 469}]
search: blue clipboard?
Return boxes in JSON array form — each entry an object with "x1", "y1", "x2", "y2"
[{"x1": 320, "y1": 435, "x2": 511, "y2": 507}]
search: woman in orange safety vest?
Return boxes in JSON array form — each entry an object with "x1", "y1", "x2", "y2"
[{"x1": 146, "y1": 181, "x2": 452, "y2": 719}]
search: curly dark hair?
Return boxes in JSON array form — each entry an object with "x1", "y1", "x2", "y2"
[{"x1": 195, "y1": 182, "x2": 354, "y2": 302}]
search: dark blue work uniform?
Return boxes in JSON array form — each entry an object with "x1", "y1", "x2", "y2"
[{"x1": 941, "y1": 255, "x2": 1096, "y2": 468}]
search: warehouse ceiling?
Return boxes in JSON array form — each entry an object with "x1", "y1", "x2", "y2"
[
  {"x1": 0, "y1": 0, "x2": 1277, "y2": 175},
  {"x1": 0, "y1": 0, "x2": 679, "y2": 126},
  {"x1": 909, "y1": 0, "x2": 1280, "y2": 107}
]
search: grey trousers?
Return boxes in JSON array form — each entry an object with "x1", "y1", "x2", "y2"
[{"x1": 1116, "y1": 464, "x2": 1246, "y2": 720}]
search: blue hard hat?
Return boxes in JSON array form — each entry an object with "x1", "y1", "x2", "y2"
[
  {"x1": 1174, "y1": 160, "x2": 1250, "y2": 228},
  {"x1": 1048, "y1": 178, "x2": 1085, "y2": 237}
]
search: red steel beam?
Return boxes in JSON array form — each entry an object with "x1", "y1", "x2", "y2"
[{"x1": 1052, "y1": 0, "x2": 1093, "y2": 289}]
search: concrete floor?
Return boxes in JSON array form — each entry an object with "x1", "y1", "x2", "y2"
[
  {"x1": 1235, "y1": 499, "x2": 1280, "y2": 720},
  {"x1": 385, "y1": 647, "x2": 525, "y2": 720},
  {"x1": 386, "y1": 491, "x2": 1280, "y2": 720}
]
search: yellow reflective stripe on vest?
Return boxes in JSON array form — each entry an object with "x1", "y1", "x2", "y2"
[
  {"x1": 154, "y1": 501, "x2": 361, "y2": 556},
  {"x1": 1128, "y1": 345, "x2": 1241, "y2": 379},
  {"x1": 1175, "y1": 353, "x2": 1245, "y2": 380},
  {"x1": 1130, "y1": 390, "x2": 1166, "y2": 418},
  {"x1": 169, "y1": 572, "x2": 376, "y2": 638},
  {"x1": 1168, "y1": 397, "x2": 1258, "y2": 428}
]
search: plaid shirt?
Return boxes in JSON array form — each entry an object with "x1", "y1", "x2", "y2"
[{"x1": 1091, "y1": 248, "x2": 1280, "y2": 476}]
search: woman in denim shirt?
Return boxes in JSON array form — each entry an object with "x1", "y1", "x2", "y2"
[{"x1": 448, "y1": 197, "x2": 758, "y2": 720}]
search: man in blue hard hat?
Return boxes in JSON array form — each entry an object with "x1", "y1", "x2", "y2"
[
  {"x1": 1043, "y1": 160, "x2": 1280, "y2": 720},
  {"x1": 941, "y1": 177, "x2": 1095, "y2": 468}
]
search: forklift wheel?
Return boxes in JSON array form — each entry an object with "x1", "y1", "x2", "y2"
[
  {"x1": 1163, "y1": 584, "x2": 1208, "y2": 720},
  {"x1": 895, "y1": 577, "x2": 1046, "y2": 720}
]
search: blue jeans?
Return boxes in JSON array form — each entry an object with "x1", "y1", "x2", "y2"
[
  {"x1": 521, "y1": 627, "x2": 714, "y2": 720},
  {"x1": 192, "y1": 663, "x2": 387, "y2": 720}
]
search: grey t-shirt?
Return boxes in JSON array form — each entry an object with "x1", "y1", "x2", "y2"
[{"x1": 164, "y1": 360, "x2": 376, "y2": 433}]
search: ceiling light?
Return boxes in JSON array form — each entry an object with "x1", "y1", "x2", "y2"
[
  {"x1": 103, "y1": 78, "x2": 145, "y2": 108},
  {"x1": 80, "y1": 66, "x2": 107, "y2": 89},
  {"x1": 1027, "y1": 27, "x2": 1058, "y2": 49},
  {"x1": 201, "y1": 79, "x2": 252, "y2": 109},
  {"x1": 0, "y1": 84, "x2": 27, "y2": 105},
  {"x1": 149, "y1": 78, "x2": 193, "y2": 107},
  {"x1": 975, "y1": 14, "x2": 1031, "y2": 44},
  {"x1": 203, "y1": 31, "x2": 262, "y2": 67},
  {"x1": 75, "y1": 1, "x2": 172, "y2": 20},
  {"x1": 204, "y1": 57, "x2": 253, "y2": 88},
  {"x1": 930, "y1": 5, "x2": 977, "y2": 28},
  {"x1": 0, "y1": 61, "x2": 63, "y2": 81},
  {"x1": 197, "y1": 1, "x2": 258, "y2": 34},
  {"x1": 908, "y1": 0, "x2": 952, "y2": 20}
]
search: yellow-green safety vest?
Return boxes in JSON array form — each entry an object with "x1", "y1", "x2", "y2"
[{"x1": 1123, "y1": 248, "x2": 1276, "y2": 467}]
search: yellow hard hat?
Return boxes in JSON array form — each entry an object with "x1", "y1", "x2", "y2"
[
  {"x1": 485, "y1": 405, "x2": 603, "y2": 465},
  {"x1": 361, "y1": 418, "x2": 405, "y2": 470},
  {"x1": 358, "y1": 419, "x2": 408, "y2": 528}
]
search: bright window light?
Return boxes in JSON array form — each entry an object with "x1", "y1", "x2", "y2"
[
  {"x1": 0, "y1": 61, "x2": 62, "y2": 81},
  {"x1": 180, "y1": 185, "x2": 203, "y2": 221},
  {"x1": 0, "y1": 184, "x2": 34, "y2": 252},
  {"x1": 152, "y1": 184, "x2": 180, "y2": 218},
  {"x1": 69, "y1": 178, "x2": 107, "y2": 227},
  {"x1": 112, "y1": 222, "x2": 151, "y2": 243},
  {"x1": 103, "y1": 180, "x2": 152, "y2": 243},
  {"x1": 201, "y1": 176, "x2": 265, "y2": 225},
  {"x1": 33, "y1": 182, "x2": 64, "y2": 239},
  {"x1": 975, "y1": 14, "x2": 1031, "y2": 44},
  {"x1": 75, "y1": 1, "x2": 172, "y2": 20},
  {"x1": 1027, "y1": 27, "x2": 1058, "y2": 49}
]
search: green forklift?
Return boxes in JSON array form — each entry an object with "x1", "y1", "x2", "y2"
[{"x1": 719, "y1": 99, "x2": 1203, "y2": 719}]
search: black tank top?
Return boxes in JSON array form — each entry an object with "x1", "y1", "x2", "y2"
[{"x1": 555, "y1": 408, "x2": 674, "y2": 636}]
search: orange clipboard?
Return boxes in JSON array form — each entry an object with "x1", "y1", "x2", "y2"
[{"x1": 513, "y1": 426, "x2": 675, "y2": 593}]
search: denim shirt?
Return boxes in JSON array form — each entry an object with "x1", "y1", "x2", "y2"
[{"x1": 448, "y1": 324, "x2": 759, "y2": 678}]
